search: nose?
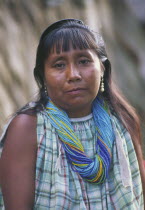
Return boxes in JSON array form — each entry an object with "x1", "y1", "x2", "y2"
[{"x1": 67, "y1": 64, "x2": 82, "y2": 82}]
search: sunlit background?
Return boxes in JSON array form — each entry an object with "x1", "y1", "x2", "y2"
[{"x1": 0, "y1": 0, "x2": 145, "y2": 154}]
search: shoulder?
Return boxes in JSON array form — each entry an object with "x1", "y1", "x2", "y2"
[
  {"x1": 1, "y1": 114, "x2": 37, "y2": 159},
  {"x1": 110, "y1": 112, "x2": 127, "y2": 135},
  {"x1": 6, "y1": 113, "x2": 37, "y2": 138},
  {"x1": 9, "y1": 113, "x2": 37, "y2": 132}
]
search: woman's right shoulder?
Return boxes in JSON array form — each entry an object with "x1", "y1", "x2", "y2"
[
  {"x1": 8, "y1": 113, "x2": 37, "y2": 140},
  {"x1": 1, "y1": 113, "x2": 37, "y2": 154},
  {"x1": 10, "y1": 113, "x2": 37, "y2": 131}
]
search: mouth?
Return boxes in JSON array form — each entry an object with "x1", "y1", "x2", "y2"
[
  {"x1": 66, "y1": 88, "x2": 86, "y2": 93},
  {"x1": 65, "y1": 88, "x2": 86, "y2": 95}
]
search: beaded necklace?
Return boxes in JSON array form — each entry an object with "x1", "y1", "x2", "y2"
[{"x1": 46, "y1": 97, "x2": 115, "y2": 183}]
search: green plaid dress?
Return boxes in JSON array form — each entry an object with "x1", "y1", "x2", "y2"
[{"x1": 0, "y1": 110, "x2": 144, "y2": 209}]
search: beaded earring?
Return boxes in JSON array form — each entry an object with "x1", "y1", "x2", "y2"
[
  {"x1": 100, "y1": 76, "x2": 105, "y2": 92},
  {"x1": 44, "y1": 86, "x2": 48, "y2": 96}
]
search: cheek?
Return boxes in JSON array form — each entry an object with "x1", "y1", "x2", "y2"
[
  {"x1": 86, "y1": 68, "x2": 101, "y2": 87},
  {"x1": 92, "y1": 76, "x2": 101, "y2": 94},
  {"x1": 45, "y1": 71, "x2": 60, "y2": 87},
  {"x1": 44, "y1": 73, "x2": 65, "y2": 99},
  {"x1": 88, "y1": 70, "x2": 102, "y2": 97}
]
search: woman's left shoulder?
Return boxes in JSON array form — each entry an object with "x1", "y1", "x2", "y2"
[{"x1": 110, "y1": 111, "x2": 127, "y2": 136}]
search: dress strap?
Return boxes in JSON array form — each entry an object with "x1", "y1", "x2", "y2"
[{"x1": 111, "y1": 115, "x2": 132, "y2": 187}]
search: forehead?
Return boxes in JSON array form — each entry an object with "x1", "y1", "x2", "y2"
[{"x1": 47, "y1": 47, "x2": 99, "y2": 60}]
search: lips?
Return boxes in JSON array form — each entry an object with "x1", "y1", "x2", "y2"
[
  {"x1": 65, "y1": 87, "x2": 86, "y2": 95},
  {"x1": 66, "y1": 87, "x2": 86, "y2": 92}
]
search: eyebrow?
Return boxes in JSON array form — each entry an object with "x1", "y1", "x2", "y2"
[
  {"x1": 48, "y1": 50, "x2": 94, "y2": 63},
  {"x1": 74, "y1": 51, "x2": 95, "y2": 60},
  {"x1": 51, "y1": 56, "x2": 65, "y2": 62}
]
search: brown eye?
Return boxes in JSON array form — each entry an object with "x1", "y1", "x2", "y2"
[
  {"x1": 54, "y1": 63, "x2": 65, "y2": 69},
  {"x1": 79, "y1": 59, "x2": 90, "y2": 65}
]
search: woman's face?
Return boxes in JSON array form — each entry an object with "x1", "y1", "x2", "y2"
[{"x1": 44, "y1": 48, "x2": 103, "y2": 118}]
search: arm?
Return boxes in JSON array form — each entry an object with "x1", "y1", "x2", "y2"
[{"x1": 0, "y1": 114, "x2": 37, "y2": 210}]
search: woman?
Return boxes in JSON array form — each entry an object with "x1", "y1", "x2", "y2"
[{"x1": 0, "y1": 19, "x2": 144, "y2": 209}]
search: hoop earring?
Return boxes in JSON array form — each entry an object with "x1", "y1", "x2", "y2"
[{"x1": 100, "y1": 76, "x2": 105, "y2": 92}]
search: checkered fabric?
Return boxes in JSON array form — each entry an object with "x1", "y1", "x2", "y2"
[
  {"x1": 34, "y1": 111, "x2": 144, "y2": 209},
  {"x1": 0, "y1": 110, "x2": 144, "y2": 209}
]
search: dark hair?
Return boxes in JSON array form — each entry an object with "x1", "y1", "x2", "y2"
[
  {"x1": 34, "y1": 19, "x2": 107, "y2": 106},
  {"x1": 24, "y1": 19, "x2": 141, "y2": 146}
]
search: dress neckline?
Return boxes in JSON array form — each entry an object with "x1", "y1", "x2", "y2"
[{"x1": 70, "y1": 113, "x2": 93, "y2": 122}]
